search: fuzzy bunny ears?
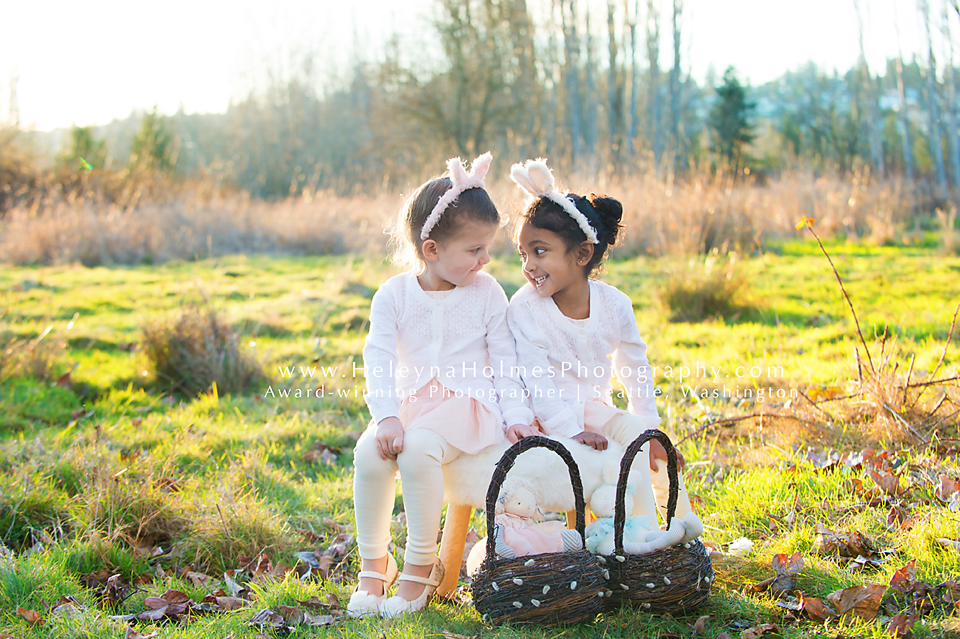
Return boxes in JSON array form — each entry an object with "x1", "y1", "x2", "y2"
[
  {"x1": 420, "y1": 152, "x2": 493, "y2": 241},
  {"x1": 510, "y1": 158, "x2": 599, "y2": 244}
]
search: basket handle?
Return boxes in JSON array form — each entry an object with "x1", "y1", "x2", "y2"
[
  {"x1": 483, "y1": 436, "x2": 588, "y2": 562},
  {"x1": 613, "y1": 429, "x2": 680, "y2": 554}
]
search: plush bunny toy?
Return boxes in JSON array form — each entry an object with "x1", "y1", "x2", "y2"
[{"x1": 583, "y1": 484, "x2": 686, "y2": 556}]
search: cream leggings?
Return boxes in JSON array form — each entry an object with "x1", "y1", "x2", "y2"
[
  {"x1": 601, "y1": 414, "x2": 693, "y2": 521},
  {"x1": 353, "y1": 426, "x2": 462, "y2": 566}
]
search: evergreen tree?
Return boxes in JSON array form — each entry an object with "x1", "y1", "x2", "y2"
[
  {"x1": 129, "y1": 107, "x2": 176, "y2": 174},
  {"x1": 708, "y1": 67, "x2": 755, "y2": 172},
  {"x1": 56, "y1": 126, "x2": 106, "y2": 172}
]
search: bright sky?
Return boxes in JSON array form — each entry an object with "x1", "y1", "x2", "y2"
[{"x1": 0, "y1": 0, "x2": 928, "y2": 132}]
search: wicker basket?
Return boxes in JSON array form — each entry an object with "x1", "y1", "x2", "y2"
[
  {"x1": 472, "y1": 436, "x2": 608, "y2": 625},
  {"x1": 600, "y1": 430, "x2": 714, "y2": 612}
]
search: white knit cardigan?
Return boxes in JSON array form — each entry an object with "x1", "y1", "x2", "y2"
[
  {"x1": 506, "y1": 280, "x2": 661, "y2": 437},
  {"x1": 362, "y1": 271, "x2": 533, "y2": 429}
]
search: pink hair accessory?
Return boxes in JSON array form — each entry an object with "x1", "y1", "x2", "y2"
[
  {"x1": 420, "y1": 152, "x2": 493, "y2": 240},
  {"x1": 510, "y1": 158, "x2": 598, "y2": 244}
]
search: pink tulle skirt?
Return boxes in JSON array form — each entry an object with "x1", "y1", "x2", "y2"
[{"x1": 397, "y1": 377, "x2": 504, "y2": 455}]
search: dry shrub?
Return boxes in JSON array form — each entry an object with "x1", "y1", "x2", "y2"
[
  {"x1": 142, "y1": 305, "x2": 263, "y2": 396},
  {"x1": 937, "y1": 206, "x2": 959, "y2": 256},
  {"x1": 0, "y1": 318, "x2": 71, "y2": 383},
  {"x1": 75, "y1": 463, "x2": 190, "y2": 548},
  {"x1": 174, "y1": 499, "x2": 296, "y2": 574},
  {"x1": 656, "y1": 253, "x2": 752, "y2": 323}
]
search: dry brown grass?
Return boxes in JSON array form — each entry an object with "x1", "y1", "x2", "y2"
[
  {"x1": 0, "y1": 188, "x2": 396, "y2": 266},
  {"x1": 0, "y1": 169, "x2": 921, "y2": 265}
]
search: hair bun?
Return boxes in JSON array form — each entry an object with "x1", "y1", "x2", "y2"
[{"x1": 586, "y1": 194, "x2": 623, "y2": 244}]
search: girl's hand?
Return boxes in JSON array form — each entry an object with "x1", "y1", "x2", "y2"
[
  {"x1": 572, "y1": 431, "x2": 608, "y2": 451},
  {"x1": 505, "y1": 418, "x2": 544, "y2": 443},
  {"x1": 649, "y1": 438, "x2": 685, "y2": 470},
  {"x1": 375, "y1": 417, "x2": 405, "y2": 460}
]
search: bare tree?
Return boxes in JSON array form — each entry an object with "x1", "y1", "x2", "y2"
[
  {"x1": 585, "y1": 6, "x2": 598, "y2": 158},
  {"x1": 854, "y1": 0, "x2": 884, "y2": 178},
  {"x1": 625, "y1": 0, "x2": 640, "y2": 157},
  {"x1": 669, "y1": 0, "x2": 683, "y2": 173},
  {"x1": 942, "y1": 0, "x2": 960, "y2": 187},
  {"x1": 607, "y1": 0, "x2": 621, "y2": 160},
  {"x1": 894, "y1": 3, "x2": 915, "y2": 180},
  {"x1": 921, "y1": 0, "x2": 949, "y2": 196},
  {"x1": 562, "y1": 0, "x2": 583, "y2": 163},
  {"x1": 646, "y1": 0, "x2": 662, "y2": 172}
]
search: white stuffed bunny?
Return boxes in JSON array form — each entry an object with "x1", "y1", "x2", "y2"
[{"x1": 583, "y1": 483, "x2": 686, "y2": 556}]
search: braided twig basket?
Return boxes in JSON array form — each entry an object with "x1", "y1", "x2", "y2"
[
  {"x1": 600, "y1": 430, "x2": 714, "y2": 612},
  {"x1": 472, "y1": 436, "x2": 607, "y2": 625}
]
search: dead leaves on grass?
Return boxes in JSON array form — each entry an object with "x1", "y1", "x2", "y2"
[{"x1": 248, "y1": 593, "x2": 343, "y2": 630}]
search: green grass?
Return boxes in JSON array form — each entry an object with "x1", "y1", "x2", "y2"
[{"x1": 0, "y1": 243, "x2": 958, "y2": 637}]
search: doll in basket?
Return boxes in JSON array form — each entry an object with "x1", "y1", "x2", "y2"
[{"x1": 493, "y1": 477, "x2": 583, "y2": 559}]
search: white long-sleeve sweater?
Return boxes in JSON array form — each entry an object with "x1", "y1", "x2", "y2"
[
  {"x1": 362, "y1": 270, "x2": 533, "y2": 429},
  {"x1": 506, "y1": 280, "x2": 661, "y2": 438}
]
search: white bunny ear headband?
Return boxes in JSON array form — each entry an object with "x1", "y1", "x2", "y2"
[
  {"x1": 420, "y1": 152, "x2": 493, "y2": 241},
  {"x1": 510, "y1": 158, "x2": 599, "y2": 244}
]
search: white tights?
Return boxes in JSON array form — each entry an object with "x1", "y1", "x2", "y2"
[{"x1": 353, "y1": 426, "x2": 462, "y2": 566}]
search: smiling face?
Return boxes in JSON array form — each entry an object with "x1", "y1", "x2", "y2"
[
  {"x1": 420, "y1": 219, "x2": 498, "y2": 290},
  {"x1": 517, "y1": 221, "x2": 592, "y2": 299}
]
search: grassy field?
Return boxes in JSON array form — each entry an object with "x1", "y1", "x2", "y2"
[{"x1": 1, "y1": 240, "x2": 959, "y2": 637}]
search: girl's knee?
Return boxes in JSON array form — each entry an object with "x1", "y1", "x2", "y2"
[{"x1": 396, "y1": 429, "x2": 447, "y2": 469}]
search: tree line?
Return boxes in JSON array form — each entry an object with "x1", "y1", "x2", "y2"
[{"x1": 7, "y1": 0, "x2": 960, "y2": 202}]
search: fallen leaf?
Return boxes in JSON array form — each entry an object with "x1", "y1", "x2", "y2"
[
  {"x1": 249, "y1": 608, "x2": 285, "y2": 628},
  {"x1": 51, "y1": 602, "x2": 82, "y2": 619},
  {"x1": 224, "y1": 570, "x2": 248, "y2": 598},
  {"x1": 16, "y1": 608, "x2": 43, "y2": 625},
  {"x1": 741, "y1": 623, "x2": 778, "y2": 639},
  {"x1": 936, "y1": 476, "x2": 960, "y2": 502},
  {"x1": 690, "y1": 615, "x2": 709, "y2": 635},
  {"x1": 936, "y1": 538, "x2": 960, "y2": 555},
  {"x1": 802, "y1": 597, "x2": 837, "y2": 622},
  {"x1": 887, "y1": 612, "x2": 918, "y2": 638},
  {"x1": 297, "y1": 596, "x2": 332, "y2": 611},
  {"x1": 135, "y1": 606, "x2": 169, "y2": 622},
  {"x1": 827, "y1": 584, "x2": 886, "y2": 621},
  {"x1": 159, "y1": 589, "x2": 191, "y2": 605},
  {"x1": 277, "y1": 605, "x2": 303, "y2": 625},
  {"x1": 144, "y1": 597, "x2": 169, "y2": 610},
  {"x1": 213, "y1": 596, "x2": 248, "y2": 611},
  {"x1": 887, "y1": 504, "x2": 909, "y2": 528},
  {"x1": 775, "y1": 593, "x2": 803, "y2": 612},
  {"x1": 753, "y1": 552, "x2": 803, "y2": 595},
  {"x1": 815, "y1": 524, "x2": 878, "y2": 559},
  {"x1": 869, "y1": 470, "x2": 905, "y2": 496},
  {"x1": 125, "y1": 628, "x2": 159, "y2": 639},
  {"x1": 890, "y1": 560, "x2": 917, "y2": 593},
  {"x1": 303, "y1": 611, "x2": 337, "y2": 626},
  {"x1": 716, "y1": 634, "x2": 732, "y2": 639},
  {"x1": 184, "y1": 571, "x2": 209, "y2": 587}
]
